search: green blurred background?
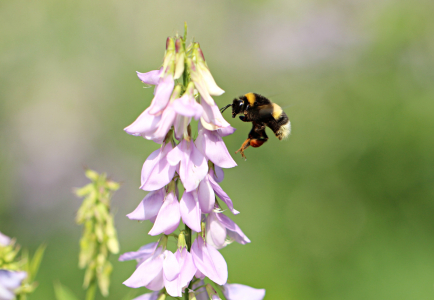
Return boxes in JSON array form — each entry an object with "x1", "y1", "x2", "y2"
[{"x1": 1, "y1": 0, "x2": 434, "y2": 299}]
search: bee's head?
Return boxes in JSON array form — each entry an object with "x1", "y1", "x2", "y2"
[{"x1": 231, "y1": 98, "x2": 244, "y2": 118}]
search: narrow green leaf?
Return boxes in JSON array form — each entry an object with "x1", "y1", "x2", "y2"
[
  {"x1": 29, "y1": 243, "x2": 46, "y2": 281},
  {"x1": 53, "y1": 281, "x2": 80, "y2": 300}
]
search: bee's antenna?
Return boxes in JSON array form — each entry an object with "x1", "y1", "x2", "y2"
[{"x1": 220, "y1": 104, "x2": 232, "y2": 113}]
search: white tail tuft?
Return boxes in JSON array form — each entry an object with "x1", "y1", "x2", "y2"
[{"x1": 277, "y1": 121, "x2": 291, "y2": 140}]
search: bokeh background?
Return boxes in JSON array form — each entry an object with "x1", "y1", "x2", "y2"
[{"x1": 1, "y1": 0, "x2": 434, "y2": 299}]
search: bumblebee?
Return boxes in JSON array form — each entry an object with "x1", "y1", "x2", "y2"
[{"x1": 220, "y1": 93, "x2": 290, "y2": 159}]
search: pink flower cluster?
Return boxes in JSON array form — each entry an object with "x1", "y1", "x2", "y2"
[{"x1": 121, "y1": 35, "x2": 265, "y2": 300}]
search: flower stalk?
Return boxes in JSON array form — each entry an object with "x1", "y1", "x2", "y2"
[
  {"x1": 121, "y1": 24, "x2": 265, "y2": 300},
  {"x1": 75, "y1": 169, "x2": 120, "y2": 299}
]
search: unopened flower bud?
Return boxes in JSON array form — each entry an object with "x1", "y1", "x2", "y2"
[
  {"x1": 85, "y1": 169, "x2": 99, "y2": 181},
  {"x1": 157, "y1": 294, "x2": 166, "y2": 300},
  {"x1": 174, "y1": 37, "x2": 185, "y2": 80},
  {"x1": 158, "y1": 235, "x2": 169, "y2": 250},
  {"x1": 178, "y1": 231, "x2": 187, "y2": 249},
  {"x1": 205, "y1": 284, "x2": 221, "y2": 300},
  {"x1": 162, "y1": 37, "x2": 176, "y2": 77},
  {"x1": 192, "y1": 44, "x2": 224, "y2": 96},
  {"x1": 170, "y1": 85, "x2": 182, "y2": 103},
  {"x1": 188, "y1": 291, "x2": 197, "y2": 300}
]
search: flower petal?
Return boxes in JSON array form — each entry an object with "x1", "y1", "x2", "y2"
[
  {"x1": 136, "y1": 69, "x2": 161, "y2": 85},
  {"x1": 176, "y1": 248, "x2": 197, "y2": 289},
  {"x1": 124, "y1": 107, "x2": 161, "y2": 137},
  {"x1": 191, "y1": 237, "x2": 228, "y2": 285},
  {"x1": 196, "y1": 128, "x2": 236, "y2": 169},
  {"x1": 0, "y1": 270, "x2": 27, "y2": 289},
  {"x1": 180, "y1": 191, "x2": 201, "y2": 232},
  {"x1": 195, "y1": 268, "x2": 205, "y2": 280},
  {"x1": 216, "y1": 213, "x2": 250, "y2": 245},
  {"x1": 217, "y1": 126, "x2": 236, "y2": 137},
  {"x1": 206, "y1": 244, "x2": 228, "y2": 285},
  {"x1": 127, "y1": 189, "x2": 164, "y2": 221},
  {"x1": 180, "y1": 141, "x2": 208, "y2": 192},
  {"x1": 188, "y1": 58, "x2": 215, "y2": 106},
  {"x1": 208, "y1": 175, "x2": 239, "y2": 215},
  {"x1": 212, "y1": 166, "x2": 224, "y2": 183},
  {"x1": 206, "y1": 211, "x2": 227, "y2": 249},
  {"x1": 199, "y1": 65, "x2": 225, "y2": 96},
  {"x1": 146, "y1": 106, "x2": 176, "y2": 143},
  {"x1": 197, "y1": 176, "x2": 215, "y2": 214},
  {"x1": 223, "y1": 283, "x2": 265, "y2": 300},
  {"x1": 164, "y1": 278, "x2": 180, "y2": 297},
  {"x1": 145, "y1": 268, "x2": 165, "y2": 291},
  {"x1": 166, "y1": 142, "x2": 183, "y2": 166},
  {"x1": 148, "y1": 192, "x2": 180, "y2": 236},
  {"x1": 174, "y1": 114, "x2": 191, "y2": 140},
  {"x1": 173, "y1": 94, "x2": 204, "y2": 120},
  {"x1": 141, "y1": 143, "x2": 176, "y2": 191},
  {"x1": 200, "y1": 99, "x2": 231, "y2": 130},
  {"x1": 148, "y1": 75, "x2": 175, "y2": 115},
  {"x1": 132, "y1": 292, "x2": 160, "y2": 300},
  {"x1": 123, "y1": 255, "x2": 164, "y2": 288},
  {"x1": 0, "y1": 232, "x2": 11, "y2": 247},
  {"x1": 163, "y1": 250, "x2": 180, "y2": 281},
  {"x1": 119, "y1": 242, "x2": 158, "y2": 262}
]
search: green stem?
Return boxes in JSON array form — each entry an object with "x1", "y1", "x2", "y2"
[
  {"x1": 85, "y1": 281, "x2": 97, "y2": 300},
  {"x1": 185, "y1": 224, "x2": 192, "y2": 251},
  {"x1": 184, "y1": 224, "x2": 192, "y2": 300}
]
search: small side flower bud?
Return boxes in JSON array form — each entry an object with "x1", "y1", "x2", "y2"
[
  {"x1": 178, "y1": 231, "x2": 187, "y2": 249},
  {"x1": 205, "y1": 284, "x2": 221, "y2": 300},
  {"x1": 174, "y1": 37, "x2": 185, "y2": 80},
  {"x1": 188, "y1": 291, "x2": 197, "y2": 300},
  {"x1": 162, "y1": 37, "x2": 176, "y2": 77}
]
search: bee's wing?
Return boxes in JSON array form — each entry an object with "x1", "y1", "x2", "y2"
[{"x1": 257, "y1": 104, "x2": 275, "y2": 120}]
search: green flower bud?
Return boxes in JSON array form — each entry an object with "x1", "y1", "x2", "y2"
[
  {"x1": 75, "y1": 170, "x2": 120, "y2": 297},
  {"x1": 157, "y1": 294, "x2": 167, "y2": 300},
  {"x1": 85, "y1": 169, "x2": 99, "y2": 181},
  {"x1": 188, "y1": 291, "x2": 197, "y2": 300},
  {"x1": 178, "y1": 231, "x2": 187, "y2": 249}
]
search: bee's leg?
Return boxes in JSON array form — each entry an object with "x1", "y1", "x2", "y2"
[
  {"x1": 235, "y1": 138, "x2": 251, "y2": 160},
  {"x1": 243, "y1": 104, "x2": 250, "y2": 115},
  {"x1": 249, "y1": 138, "x2": 268, "y2": 148},
  {"x1": 254, "y1": 123, "x2": 265, "y2": 132},
  {"x1": 239, "y1": 115, "x2": 250, "y2": 122}
]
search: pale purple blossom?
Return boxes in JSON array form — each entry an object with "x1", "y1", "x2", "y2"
[
  {"x1": 121, "y1": 245, "x2": 196, "y2": 298},
  {"x1": 199, "y1": 97, "x2": 231, "y2": 131},
  {"x1": 119, "y1": 242, "x2": 158, "y2": 265},
  {"x1": 192, "y1": 280, "x2": 208, "y2": 300},
  {"x1": 191, "y1": 236, "x2": 228, "y2": 285},
  {"x1": 164, "y1": 247, "x2": 197, "y2": 297},
  {"x1": 0, "y1": 270, "x2": 26, "y2": 300},
  {"x1": 179, "y1": 190, "x2": 202, "y2": 232},
  {"x1": 123, "y1": 32, "x2": 266, "y2": 299},
  {"x1": 206, "y1": 210, "x2": 250, "y2": 249},
  {"x1": 127, "y1": 189, "x2": 164, "y2": 222},
  {"x1": 136, "y1": 68, "x2": 161, "y2": 86},
  {"x1": 222, "y1": 283, "x2": 266, "y2": 300},
  {"x1": 207, "y1": 171, "x2": 239, "y2": 215},
  {"x1": 172, "y1": 82, "x2": 203, "y2": 120},
  {"x1": 0, "y1": 232, "x2": 11, "y2": 247},
  {"x1": 167, "y1": 139, "x2": 208, "y2": 192},
  {"x1": 140, "y1": 143, "x2": 177, "y2": 191},
  {"x1": 132, "y1": 291, "x2": 160, "y2": 300},
  {"x1": 148, "y1": 191, "x2": 180, "y2": 236},
  {"x1": 196, "y1": 124, "x2": 237, "y2": 168},
  {"x1": 195, "y1": 169, "x2": 239, "y2": 215}
]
